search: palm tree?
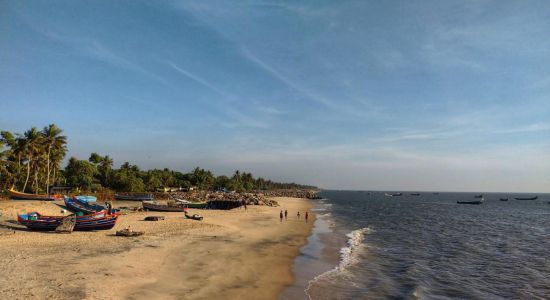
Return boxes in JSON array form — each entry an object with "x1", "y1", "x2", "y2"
[
  {"x1": 42, "y1": 124, "x2": 66, "y2": 195},
  {"x1": 21, "y1": 127, "x2": 43, "y2": 193}
]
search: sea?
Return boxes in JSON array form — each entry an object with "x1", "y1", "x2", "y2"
[{"x1": 280, "y1": 190, "x2": 550, "y2": 300}]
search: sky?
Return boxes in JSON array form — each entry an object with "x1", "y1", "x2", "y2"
[{"x1": 1, "y1": 0, "x2": 549, "y2": 192}]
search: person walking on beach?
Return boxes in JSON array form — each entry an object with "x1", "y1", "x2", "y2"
[
  {"x1": 280, "y1": 210, "x2": 284, "y2": 222},
  {"x1": 284, "y1": 209, "x2": 288, "y2": 220},
  {"x1": 305, "y1": 211, "x2": 309, "y2": 223},
  {"x1": 297, "y1": 211, "x2": 300, "y2": 219}
]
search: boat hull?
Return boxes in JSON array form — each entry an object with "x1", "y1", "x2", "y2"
[
  {"x1": 8, "y1": 189, "x2": 55, "y2": 201},
  {"x1": 457, "y1": 201, "x2": 483, "y2": 205},
  {"x1": 18, "y1": 212, "x2": 118, "y2": 231},
  {"x1": 143, "y1": 202, "x2": 186, "y2": 212},
  {"x1": 115, "y1": 194, "x2": 154, "y2": 201},
  {"x1": 64, "y1": 197, "x2": 107, "y2": 215},
  {"x1": 514, "y1": 196, "x2": 538, "y2": 200}
]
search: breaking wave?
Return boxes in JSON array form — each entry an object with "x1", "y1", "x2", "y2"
[{"x1": 304, "y1": 227, "x2": 372, "y2": 299}]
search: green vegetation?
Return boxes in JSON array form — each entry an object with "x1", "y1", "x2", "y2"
[{"x1": 0, "y1": 124, "x2": 316, "y2": 193}]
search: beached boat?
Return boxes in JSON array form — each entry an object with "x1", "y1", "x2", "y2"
[
  {"x1": 17, "y1": 211, "x2": 118, "y2": 231},
  {"x1": 185, "y1": 213, "x2": 203, "y2": 221},
  {"x1": 143, "y1": 201, "x2": 186, "y2": 212},
  {"x1": 75, "y1": 195, "x2": 97, "y2": 203},
  {"x1": 187, "y1": 202, "x2": 208, "y2": 209},
  {"x1": 114, "y1": 194, "x2": 153, "y2": 201},
  {"x1": 514, "y1": 196, "x2": 538, "y2": 200},
  {"x1": 143, "y1": 200, "x2": 208, "y2": 211},
  {"x1": 8, "y1": 188, "x2": 55, "y2": 201},
  {"x1": 457, "y1": 197, "x2": 483, "y2": 205},
  {"x1": 64, "y1": 197, "x2": 112, "y2": 215}
]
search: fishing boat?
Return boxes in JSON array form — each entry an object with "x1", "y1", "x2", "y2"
[
  {"x1": 187, "y1": 202, "x2": 208, "y2": 209},
  {"x1": 410, "y1": 193, "x2": 421, "y2": 196},
  {"x1": 474, "y1": 194, "x2": 483, "y2": 198},
  {"x1": 64, "y1": 197, "x2": 113, "y2": 215},
  {"x1": 385, "y1": 192, "x2": 403, "y2": 197},
  {"x1": 74, "y1": 195, "x2": 97, "y2": 203},
  {"x1": 500, "y1": 198, "x2": 509, "y2": 201},
  {"x1": 143, "y1": 201, "x2": 186, "y2": 212},
  {"x1": 143, "y1": 200, "x2": 208, "y2": 211},
  {"x1": 17, "y1": 211, "x2": 118, "y2": 231},
  {"x1": 457, "y1": 197, "x2": 484, "y2": 205},
  {"x1": 185, "y1": 213, "x2": 203, "y2": 221},
  {"x1": 114, "y1": 193, "x2": 154, "y2": 201},
  {"x1": 433, "y1": 192, "x2": 440, "y2": 195},
  {"x1": 514, "y1": 196, "x2": 538, "y2": 200},
  {"x1": 8, "y1": 188, "x2": 56, "y2": 201}
]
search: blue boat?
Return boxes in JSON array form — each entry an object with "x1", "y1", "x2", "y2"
[
  {"x1": 75, "y1": 195, "x2": 97, "y2": 203},
  {"x1": 64, "y1": 196, "x2": 111, "y2": 215}
]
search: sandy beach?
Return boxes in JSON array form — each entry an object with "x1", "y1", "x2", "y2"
[{"x1": 0, "y1": 197, "x2": 314, "y2": 299}]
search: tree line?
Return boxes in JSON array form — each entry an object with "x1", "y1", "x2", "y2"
[{"x1": 0, "y1": 124, "x2": 316, "y2": 194}]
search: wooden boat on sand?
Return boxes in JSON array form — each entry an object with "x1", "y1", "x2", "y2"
[
  {"x1": 143, "y1": 201, "x2": 186, "y2": 212},
  {"x1": 115, "y1": 194, "x2": 153, "y2": 201},
  {"x1": 185, "y1": 213, "x2": 203, "y2": 221},
  {"x1": 64, "y1": 196, "x2": 114, "y2": 215},
  {"x1": 17, "y1": 211, "x2": 118, "y2": 231},
  {"x1": 8, "y1": 188, "x2": 56, "y2": 201}
]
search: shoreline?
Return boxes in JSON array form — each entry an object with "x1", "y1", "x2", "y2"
[
  {"x1": 280, "y1": 197, "x2": 346, "y2": 300},
  {"x1": 0, "y1": 197, "x2": 314, "y2": 299}
]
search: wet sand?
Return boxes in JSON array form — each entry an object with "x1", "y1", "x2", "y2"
[{"x1": 0, "y1": 197, "x2": 313, "y2": 299}]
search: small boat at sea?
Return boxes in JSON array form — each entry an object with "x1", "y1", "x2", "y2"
[
  {"x1": 500, "y1": 198, "x2": 509, "y2": 201},
  {"x1": 114, "y1": 193, "x2": 153, "y2": 201},
  {"x1": 410, "y1": 193, "x2": 421, "y2": 196},
  {"x1": 514, "y1": 196, "x2": 538, "y2": 200},
  {"x1": 474, "y1": 194, "x2": 483, "y2": 198},
  {"x1": 457, "y1": 197, "x2": 484, "y2": 205},
  {"x1": 433, "y1": 192, "x2": 440, "y2": 195},
  {"x1": 385, "y1": 192, "x2": 403, "y2": 197},
  {"x1": 17, "y1": 211, "x2": 118, "y2": 231},
  {"x1": 8, "y1": 188, "x2": 56, "y2": 201}
]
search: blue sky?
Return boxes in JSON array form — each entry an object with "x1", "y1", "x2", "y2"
[{"x1": 1, "y1": 0, "x2": 549, "y2": 192}]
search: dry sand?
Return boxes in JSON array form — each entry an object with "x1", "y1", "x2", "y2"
[{"x1": 0, "y1": 197, "x2": 314, "y2": 300}]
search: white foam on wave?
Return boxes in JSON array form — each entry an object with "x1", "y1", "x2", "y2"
[
  {"x1": 304, "y1": 227, "x2": 372, "y2": 299},
  {"x1": 311, "y1": 208, "x2": 327, "y2": 212}
]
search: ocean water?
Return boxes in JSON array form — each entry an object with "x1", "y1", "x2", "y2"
[{"x1": 282, "y1": 190, "x2": 550, "y2": 300}]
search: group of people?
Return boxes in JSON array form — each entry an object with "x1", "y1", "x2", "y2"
[{"x1": 280, "y1": 209, "x2": 308, "y2": 222}]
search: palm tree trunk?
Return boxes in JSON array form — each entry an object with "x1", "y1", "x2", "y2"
[
  {"x1": 22, "y1": 155, "x2": 31, "y2": 192},
  {"x1": 52, "y1": 165, "x2": 56, "y2": 186},
  {"x1": 46, "y1": 147, "x2": 51, "y2": 195},
  {"x1": 33, "y1": 165, "x2": 39, "y2": 193}
]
